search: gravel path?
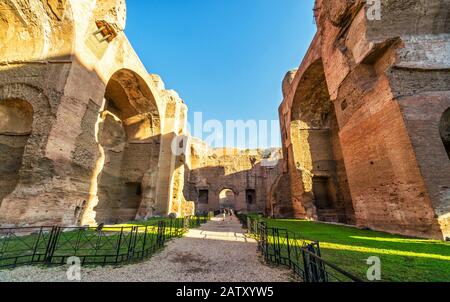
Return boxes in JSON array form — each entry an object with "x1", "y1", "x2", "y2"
[{"x1": 0, "y1": 217, "x2": 294, "y2": 282}]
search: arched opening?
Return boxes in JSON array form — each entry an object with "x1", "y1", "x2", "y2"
[
  {"x1": 0, "y1": 99, "x2": 33, "y2": 206},
  {"x1": 440, "y1": 108, "x2": 450, "y2": 160},
  {"x1": 219, "y1": 189, "x2": 236, "y2": 210},
  {"x1": 93, "y1": 69, "x2": 161, "y2": 224},
  {"x1": 290, "y1": 59, "x2": 354, "y2": 224}
]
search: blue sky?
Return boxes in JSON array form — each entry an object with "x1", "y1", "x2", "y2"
[{"x1": 125, "y1": 0, "x2": 316, "y2": 148}]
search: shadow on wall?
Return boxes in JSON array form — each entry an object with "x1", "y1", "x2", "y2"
[
  {"x1": 0, "y1": 99, "x2": 33, "y2": 207},
  {"x1": 0, "y1": 55, "x2": 163, "y2": 227},
  {"x1": 288, "y1": 59, "x2": 355, "y2": 225},
  {"x1": 89, "y1": 69, "x2": 161, "y2": 225}
]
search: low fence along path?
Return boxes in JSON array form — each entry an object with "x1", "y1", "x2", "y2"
[{"x1": 0, "y1": 216, "x2": 292, "y2": 282}]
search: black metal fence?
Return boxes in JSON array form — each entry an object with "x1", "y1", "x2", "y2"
[
  {"x1": 0, "y1": 215, "x2": 209, "y2": 269},
  {"x1": 243, "y1": 216, "x2": 363, "y2": 282}
]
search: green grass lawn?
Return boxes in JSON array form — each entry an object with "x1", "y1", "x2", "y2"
[
  {"x1": 0, "y1": 217, "x2": 204, "y2": 269},
  {"x1": 263, "y1": 219, "x2": 450, "y2": 282}
]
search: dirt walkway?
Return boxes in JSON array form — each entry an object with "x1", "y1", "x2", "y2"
[{"x1": 0, "y1": 217, "x2": 293, "y2": 282}]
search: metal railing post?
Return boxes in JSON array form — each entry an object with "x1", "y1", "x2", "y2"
[
  {"x1": 115, "y1": 227, "x2": 124, "y2": 264},
  {"x1": 141, "y1": 226, "x2": 148, "y2": 260},
  {"x1": 31, "y1": 227, "x2": 44, "y2": 263},
  {"x1": 45, "y1": 226, "x2": 61, "y2": 266},
  {"x1": 286, "y1": 231, "x2": 292, "y2": 269},
  {"x1": 126, "y1": 227, "x2": 136, "y2": 262}
]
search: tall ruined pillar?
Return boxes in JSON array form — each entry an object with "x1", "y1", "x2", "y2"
[{"x1": 153, "y1": 88, "x2": 189, "y2": 217}]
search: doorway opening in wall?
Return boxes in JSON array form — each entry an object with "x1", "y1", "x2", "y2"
[
  {"x1": 124, "y1": 182, "x2": 143, "y2": 209},
  {"x1": 198, "y1": 189, "x2": 209, "y2": 204},
  {"x1": 440, "y1": 107, "x2": 450, "y2": 160},
  {"x1": 0, "y1": 99, "x2": 33, "y2": 207},
  {"x1": 219, "y1": 189, "x2": 236, "y2": 210},
  {"x1": 246, "y1": 189, "x2": 256, "y2": 212},
  {"x1": 312, "y1": 176, "x2": 333, "y2": 210},
  {"x1": 246, "y1": 189, "x2": 256, "y2": 205}
]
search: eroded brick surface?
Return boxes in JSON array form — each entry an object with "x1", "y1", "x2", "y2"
[{"x1": 279, "y1": 0, "x2": 450, "y2": 239}]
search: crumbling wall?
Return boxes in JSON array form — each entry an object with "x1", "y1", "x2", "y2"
[
  {"x1": 184, "y1": 139, "x2": 284, "y2": 215},
  {"x1": 278, "y1": 0, "x2": 449, "y2": 239},
  {"x1": 0, "y1": 0, "x2": 75, "y2": 62},
  {"x1": 0, "y1": 0, "x2": 184, "y2": 227},
  {"x1": 318, "y1": 0, "x2": 449, "y2": 239}
]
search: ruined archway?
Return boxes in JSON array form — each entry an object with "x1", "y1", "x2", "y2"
[
  {"x1": 440, "y1": 107, "x2": 450, "y2": 160},
  {"x1": 88, "y1": 69, "x2": 161, "y2": 224},
  {"x1": 0, "y1": 99, "x2": 33, "y2": 207},
  {"x1": 290, "y1": 59, "x2": 354, "y2": 224},
  {"x1": 0, "y1": 84, "x2": 54, "y2": 225},
  {"x1": 219, "y1": 188, "x2": 236, "y2": 210}
]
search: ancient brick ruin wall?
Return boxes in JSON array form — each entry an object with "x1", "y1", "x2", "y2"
[
  {"x1": 279, "y1": 0, "x2": 450, "y2": 239},
  {"x1": 0, "y1": 0, "x2": 189, "y2": 226},
  {"x1": 0, "y1": 0, "x2": 283, "y2": 226},
  {"x1": 183, "y1": 138, "x2": 284, "y2": 215},
  {"x1": 1, "y1": 1, "x2": 448, "y2": 240}
]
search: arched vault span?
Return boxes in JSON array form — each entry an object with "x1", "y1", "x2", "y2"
[{"x1": 82, "y1": 68, "x2": 162, "y2": 225}]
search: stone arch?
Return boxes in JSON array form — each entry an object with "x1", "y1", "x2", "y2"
[
  {"x1": 440, "y1": 107, "x2": 450, "y2": 160},
  {"x1": 289, "y1": 59, "x2": 354, "y2": 224},
  {"x1": 217, "y1": 186, "x2": 239, "y2": 197},
  {"x1": 0, "y1": 99, "x2": 33, "y2": 207},
  {"x1": 84, "y1": 69, "x2": 162, "y2": 225},
  {"x1": 0, "y1": 84, "x2": 53, "y2": 209},
  {"x1": 219, "y1": 188, "x2": 237, "y2": 210}
]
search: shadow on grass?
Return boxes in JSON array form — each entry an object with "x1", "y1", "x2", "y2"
[
  {"x1": 264, "y1": 219, "x2": 450, "y2": 282},
  {"x1": 0, "y1": 217, "x2": 208, "y2": 269}
]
